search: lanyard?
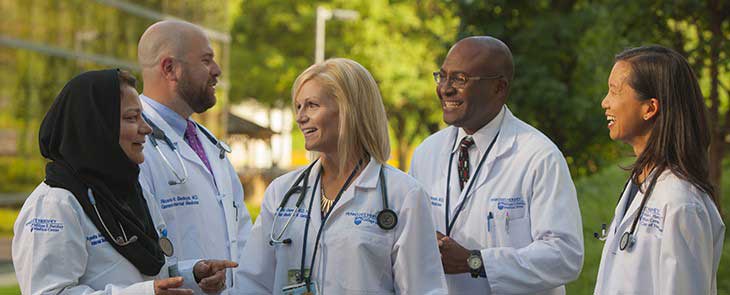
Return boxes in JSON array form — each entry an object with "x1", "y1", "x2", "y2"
[
  {"x1": 299, "y1": 160, "x2": 362, "y2": 287},
  {"x1": 445, "y1": 131, "x2": 499, "y2": 236}
]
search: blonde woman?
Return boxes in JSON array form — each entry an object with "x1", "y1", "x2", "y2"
[{"x1": 235, "y1": 58, "x2": 447, "y2": 294}]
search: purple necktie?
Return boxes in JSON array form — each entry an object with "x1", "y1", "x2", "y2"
[{"x1": 184, "y1": 120, "x2": 214, "y2": 176}]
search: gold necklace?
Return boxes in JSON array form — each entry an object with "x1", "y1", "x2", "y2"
[{"x1": 321, "y1": 182, "x2": 335, "y2": 215}]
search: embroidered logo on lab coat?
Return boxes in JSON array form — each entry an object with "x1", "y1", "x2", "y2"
[
  {"x1": 490, "y1": 197, "x2": 525, "y2": 210},
  {"x1": 639, "y1": 206, "x2": 664, "y2": 232},
  {"x1": 346, "y1": 211, "x2": 377, "y2": 225},
  {"x1": 25, "y1": 218, "x2": 64, "y2": 233}
]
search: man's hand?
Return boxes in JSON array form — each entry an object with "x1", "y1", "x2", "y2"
[
  {"x1": 194, "y1": 260, "x2": 239, "y2": 294},
  {"x1": 154, "y1": 277, "x2": 193, "y2": 295},
  {"x1": 436, "y1": 231, "x2": 471, "y2": 274}
]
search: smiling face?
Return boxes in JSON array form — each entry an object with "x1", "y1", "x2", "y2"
[
  {"x1": 438, "y1": 41, "x2": 507, "y2": 134},
  {"x1": 176, "y1": 33, "x2": 221, "y2": 114},
  {"x1": 601, "y1": 61, "x2": 654, "y2": 150},
  {"x1": 294, "y1": 79, "x2": 340, "y2": 154},
  {"x1": 119, "y1": 85, "x2": 152, "y2": 164}
]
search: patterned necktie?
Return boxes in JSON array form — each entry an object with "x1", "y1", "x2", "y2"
[
  {"x1": 184, "y1": 120, "x2": 214, "y2": 176},
  {"x1": 457, "y1": 136, "x2": 475, "y2": 190}
]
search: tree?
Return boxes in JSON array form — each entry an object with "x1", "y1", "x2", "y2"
[
  {"x1": 229, "y1": 0, "x2": 459, "y2": 170},
  {"x1": 454, "y1": 0, "x2": 681, "y2": 176}
]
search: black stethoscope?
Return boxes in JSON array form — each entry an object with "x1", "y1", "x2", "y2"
[
  {"x1": 594, "y1": 172, "x2": 658, "y2": 251},
  {"x1": 444, "y1": 131, "x2": 499, "y2": 236},
  {"x1": 86, "y1": 187, "x2": 174, "y2": 257},
  {"x1": 141, "y1": 113, "x2": 232, "y2": 186},
  {"x1": 269, "y1": 158, "x2": 397, "y2": 245},
  {"x1": 269, "y1": 158, "x2": 396, "y2": 291}
]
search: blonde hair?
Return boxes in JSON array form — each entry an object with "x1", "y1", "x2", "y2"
[{"x1": 291, "y1": 58, "x2": 390, "y2": 172}]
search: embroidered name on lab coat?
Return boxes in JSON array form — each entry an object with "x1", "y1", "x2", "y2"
[
  {"x1": 25, "y1": 218, "x2": 64, "y2": 233},
  {"x1": 430, "y1": 196, "x2": 444, "y2": 207},
  {"x1": 160, "y1": 195, "x2": 200, "y2": 209},
  {"x1": 86, "y1": 233, "x2": 108, "y2": 246},
  {"x1": 276, "y1": 207, "x2": 309, "y2": 218}
]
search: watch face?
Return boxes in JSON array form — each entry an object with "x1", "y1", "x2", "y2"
[{"x1": 467, "y1": 255, "x2": 482, "y2": 269}]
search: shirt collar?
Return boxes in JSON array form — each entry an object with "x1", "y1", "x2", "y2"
[
  {"x1": 140, "y1": 94, "x2": 188, "y2": 138},
  {"x1": 451, "y1": 105, "x2": 506, "y2": 155}
]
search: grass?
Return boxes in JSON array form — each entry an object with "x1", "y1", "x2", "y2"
[
  {"x1": 0, "y1": 285, "x2": 19, "y2": 294},
  {"x1": 566, "y1": 160, "x2": 730, "y2": 293}
]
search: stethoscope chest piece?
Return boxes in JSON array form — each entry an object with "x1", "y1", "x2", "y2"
[
  {"x1": 619, "y1": 231, "x2": 635, "y2": 251},
  {"x1": 159, "y1": 228, "x2": 174, "y2": 257},
  {"x1": 159, "y1": 237, "x2": 174, "y2": 257},
  {"x1": 377, "y1": 209, "x2": 398, "y2": 230}
]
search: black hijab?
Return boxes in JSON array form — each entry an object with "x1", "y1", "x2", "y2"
[{"x1": 39, "y1": 69, "x2": 165, "y2": 276}]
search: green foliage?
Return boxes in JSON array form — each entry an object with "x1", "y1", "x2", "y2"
[
  {"x1": 0, "y1": 157, "x2": 45, "y2": 193},
  {"x1": 229, "y1": 0, "x2": 460, "y2": 169},
  {"x1": 0, "y1": 209, "x2": 19, "y2": 237}
]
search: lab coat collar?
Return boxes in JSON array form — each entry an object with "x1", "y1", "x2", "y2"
[
  {"x1": 354, "y1": 157, "x2": 381, "y2": 189},
  {"x1": 141, "y1": 98, "x2": 214, "y2": 181},
  {"x1": 450, "y1": 106, "x2": 505, "y2": 155},
  {"x1": 614, "y1": 169, "x2": 665, "y2": 234},
  {"x1": 438, "y1": 106, "x2": 518, "y2": 210}
]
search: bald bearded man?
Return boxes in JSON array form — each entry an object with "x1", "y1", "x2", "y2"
[
  {"x1": 136, "y1": 20, "x2": 253, "y2": 294},
  {"x1": 409, "y1": 36, "x2": 584, "y2": 294}
]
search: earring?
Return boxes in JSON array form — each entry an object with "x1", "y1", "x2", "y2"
[{"x1": 643, "y1": 115, "x2": 650, "y2": 120}]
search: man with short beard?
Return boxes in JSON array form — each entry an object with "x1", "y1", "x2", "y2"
[{"x1": 136, "y1": 20, "x2": 253, "y2": 294}]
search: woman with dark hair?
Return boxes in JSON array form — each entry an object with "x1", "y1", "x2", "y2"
[
  {"x1": 594, "y1": 45, "x2": 725, "y2": 294},
  {"x1": 12, "y1": 69, "x2": 230, "y2": 294}
]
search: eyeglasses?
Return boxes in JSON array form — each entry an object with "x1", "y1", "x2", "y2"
[{"x1": 432, "y1": 71, "x2": 503, "y2": 89}]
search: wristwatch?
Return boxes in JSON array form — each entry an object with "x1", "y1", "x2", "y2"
[{"x1": 467, "y1": 250, "x2": 484, "y2": 278}]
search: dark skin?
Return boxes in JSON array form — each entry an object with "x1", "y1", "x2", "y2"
[
  {"x1": 436, "y1": 36, "x2": 514, "y2": 274},
  {"x1": 194, "y1": 260, "x2": 239, "y2": 293},
  {"x1": 438, "y1": 36, "x2": 513, "y2": 135}
]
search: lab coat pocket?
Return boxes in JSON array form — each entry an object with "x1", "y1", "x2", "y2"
[
  {"x1": 487, "y1": 196, "x2": 530, "y2": 247},
  {"x1": 329, "y1": 230, "x2": 393, "y2": 293}
]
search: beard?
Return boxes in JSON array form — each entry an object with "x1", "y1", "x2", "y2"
[{"x1": 177, "y1": 68, "x2": 216, "y2": 114}]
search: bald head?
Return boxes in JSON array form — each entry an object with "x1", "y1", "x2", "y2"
[
  {"x1": 438, "y1": 36, "x2": 514, "y2": 133},
  {"x1": 137, "y1": 20, "x2": 208, "y2": 69},
  {"x1": 449, "y1": 36, "x2": 514, "y2": 83},
  {"x1": 137, "y1": 20, "x2": 221, "y2": 118}
]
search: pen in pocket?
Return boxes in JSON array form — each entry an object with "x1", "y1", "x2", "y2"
[{"x1": 487, "y1": 211, "x2": 493, "y2": 232}]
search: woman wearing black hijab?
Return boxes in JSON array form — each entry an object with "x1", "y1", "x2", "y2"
[{"x1": 12, "y1": 69, "x2": 224, "y2": 294}]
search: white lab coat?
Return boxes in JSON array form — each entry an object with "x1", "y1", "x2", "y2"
[
  {"x1": 409, "y1": 106, "x2": 584, "y2": 295},
  {"x1": 138, "y1": 97, "x2": 253, "y2": 293},
  {"x1": 235, "y1": 159, "x2": 448, "y2": 294},
  {"x1": 594, "y1": 170, "x2": 725, "y2": 294},
  {"x1": 12, "y1": 182, "x2": 200, "y2": 295}
]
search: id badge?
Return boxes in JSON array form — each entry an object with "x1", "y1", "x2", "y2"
[
  {"x1": 282, "y1": 281, "x2": 318, "y2": 295},
  {"x1": 287, "y1": 269, "x2": 310, "y2": 285}
]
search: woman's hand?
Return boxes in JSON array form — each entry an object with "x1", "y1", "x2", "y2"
[{"x1": 154, "y1": 277, "x2": 193, "y2": 295}]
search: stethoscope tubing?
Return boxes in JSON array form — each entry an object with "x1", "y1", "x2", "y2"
[{"x1": 269, "y1": 161, "x2": 318, "y2": 245}]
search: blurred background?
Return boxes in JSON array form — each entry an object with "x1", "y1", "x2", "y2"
[{"x1": 0, "y1": 0, "x2": 728, "y2": 293}]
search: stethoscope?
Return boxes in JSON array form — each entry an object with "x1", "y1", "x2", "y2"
[
  {"x1": 86, "y1": 187, "x2": 174, "y2": 257},
  {"x1": 594, "y1": 172, "x2": 658, "y2": 251},
  {"x1": 444, "y1": 131, "x2": 499, "y2": 236},
  {"x1": 269, "y1": 158, "x2": 397, "y2": 246},
  {"x1": 141, "y1": 113, "x2": 231, "y2": 186}
]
